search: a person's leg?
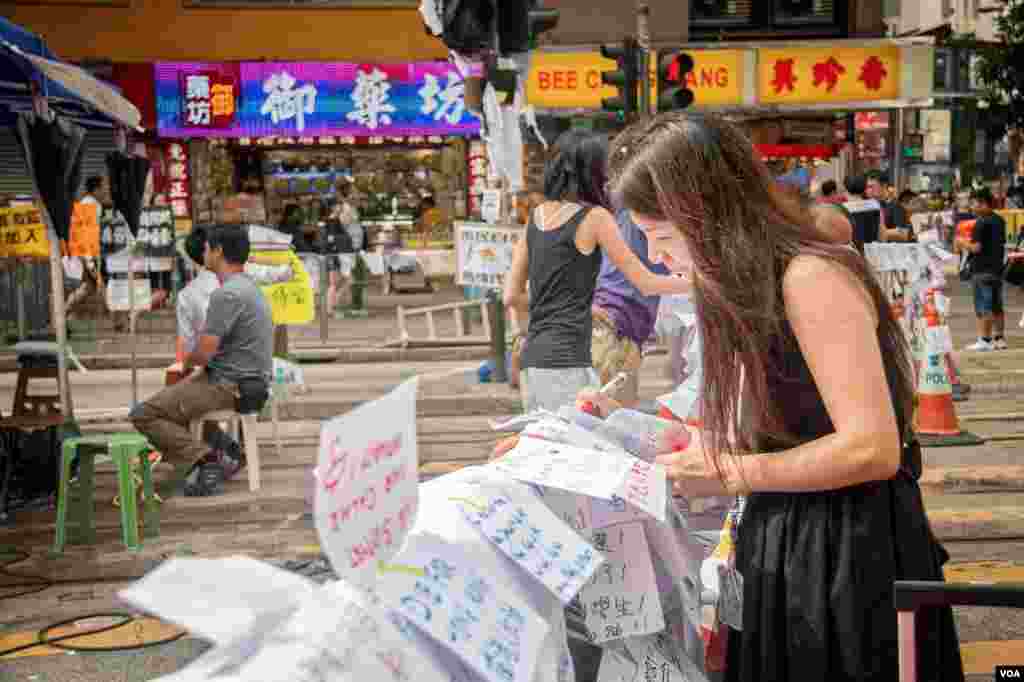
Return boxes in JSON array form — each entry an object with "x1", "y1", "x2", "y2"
[
  {"x1": 968, "y1": 278, "x2": 995, "y2": 350},
  {"x1": 327, "y1": 269, "x2": 340, "y2": 311},
  {"x1": 130, "y1": 372, "x2": 237, "y2": 494},
  {"x1": 993, "y1": 280, "x2": 1007, "y2": 348}
]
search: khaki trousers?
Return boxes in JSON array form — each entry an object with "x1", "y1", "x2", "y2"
[{"x1": 130, "y1": 371, "x2": 237, "y2": 468}]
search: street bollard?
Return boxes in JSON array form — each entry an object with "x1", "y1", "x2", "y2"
[{"x1": 487, "y1": 290, "x2": 508, "y2": 383}]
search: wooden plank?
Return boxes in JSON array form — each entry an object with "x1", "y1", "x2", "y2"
[
  {"x1": 425, "y1": 310, "x2": 437, "y2": 340},
  {"x1": 454, "y1": 306, "x2": 466, "y2": 337}
]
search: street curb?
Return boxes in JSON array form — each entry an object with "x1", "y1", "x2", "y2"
[
  {"x1": 920, "y1": 465, "x2": 1024, "y2": 493},
  {"x1": 0, "y1": 345, "x2": 496, "y2": 371}
]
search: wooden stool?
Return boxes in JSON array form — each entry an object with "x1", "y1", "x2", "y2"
[
  {"x1": 190, "y1": 411, "x2": 262, "y2": 491},
  {"x1": 12, "y1": 342, "x2": 71, "y2": 418}
]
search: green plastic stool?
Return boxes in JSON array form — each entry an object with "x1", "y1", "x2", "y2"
[{"x1": 53, "y1": 433, "x2": 160, "y2": 553}]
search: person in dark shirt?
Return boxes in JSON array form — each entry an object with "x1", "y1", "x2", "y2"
[
  {"x1": 842, "y1": 175, "x2": 882, "y2": 251},
  {"x1": 956, "y1": 187, "x2": 1007, "y2": 351}
]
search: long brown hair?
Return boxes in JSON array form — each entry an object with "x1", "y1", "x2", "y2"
[{"x1": 608, "y1": 112, "x2": 914, "y2": 459}]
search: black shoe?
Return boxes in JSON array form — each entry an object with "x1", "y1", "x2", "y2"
[{"x1": 183, "y1": 458, "x2": 225, "y2": 497}]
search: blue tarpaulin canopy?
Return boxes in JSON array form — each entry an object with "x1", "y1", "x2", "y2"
[{"x1": 0, "y1": 17, "x2": 141, "y2": 129}]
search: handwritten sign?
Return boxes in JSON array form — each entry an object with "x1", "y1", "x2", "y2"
[
  {"x1": 455, "y1": 221, "x2": 522, "y2": 290},
  {"x1": 315, "y1": 378, "x2": 419, "y2": 587},
  {"x1": 68, "y1": 202, "x2": 100, "y2": 257},
  {"x1": 100, "y1": 208, "x2": 133, "y2": 256},
  {"x1": 0, "y1": 205, "x2": 49, "y2": 259},
  {"x1": 376, "y1": 535, "x2": 549, "y2": 682},
  {"x1": 573, "y1": 522, "x2": 665, "y2": 644},
  {"x1": 481, "y1": 190, "x2": 502, "y2": 224},
  {"x1": 458, "y1": 483, "x2": 605, "y2": 604},
  {"x1": 138, "y1": 207, "x2": 176, "y2": 267},
  {"x1": 595, "y1": 647, "x2": 636, "y2": 682},
  {"x1": 492, "y1": 438, "x2": 667, "y2": 523},
  {"x1": 258, "y1": 249, "x2": 315, "y2": 325}
]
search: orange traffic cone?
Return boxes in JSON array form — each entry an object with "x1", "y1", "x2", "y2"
[{"x1": 913, "y1": 306, "x2": 983, "y2": 447}]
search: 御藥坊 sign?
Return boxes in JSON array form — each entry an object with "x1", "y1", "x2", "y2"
[{"x1": 156, "y1": 61, "x2": 481, "y2": 139}]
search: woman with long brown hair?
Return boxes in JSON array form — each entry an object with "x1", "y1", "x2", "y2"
[{"x1": 607, "y1": 113, "x2": 963, "y2": 680}]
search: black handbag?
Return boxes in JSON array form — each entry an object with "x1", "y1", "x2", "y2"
[
  {"x1": 1004, "y1": 256, "x2": 1024, "y2": 287},
  {"x1": 236, "y1": 378, "x2": 269, "y2": 415}
]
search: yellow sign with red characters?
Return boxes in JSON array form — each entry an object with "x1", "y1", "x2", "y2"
[
  {"x1": 757, "y1": 45, "x2": 901, "y2": 105},
  {"x1": 527, "y1": 49, "x2": 745, "y2": 110},
  {"x1": 0, "y1": 205, "x2": 50, "y2": 259}
]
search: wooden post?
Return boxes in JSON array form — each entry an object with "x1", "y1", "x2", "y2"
[
  {"x1": 487, "y1": 291, "x2": 507, "y2": 383},
  {"x1": 319, "y1": 254, "x2": 329, "y2": 342},
  {"x1": 44, "y1": 219, "x2": 73, "y2": 421},
  {"x1": 15, "y1": 262, "x2": 27, "y2": 340},
  {"x1": 129, "y1": 253, "x2": 138, "y2": 407}
]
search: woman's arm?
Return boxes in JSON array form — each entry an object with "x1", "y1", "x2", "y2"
[
  {"x1": 736, "y1": 255, "x2": 901, "y2": 492},
  {"x1": 659, "y1": 255, "x2": 901, "y2": 496},
  {"x1": 502, "y1": 237, "x2": 530, "y2": 309},
  {"x1": 588, "y1": 208, "x2": 691, "y2": 296}
]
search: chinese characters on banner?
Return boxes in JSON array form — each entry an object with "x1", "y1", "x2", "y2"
[
  {"x1": 165, "y1": 142, "x2": 192, "y2": 219},
  {"x1": 0, "y1": 206, "x2": 49, "y2": 259},
  {"x1": 315, "y1": 378, "x2": 419, "y2": 588},
  {"x1": 138, "y1": 207, "x2": 176, "y2": 269},
  {"x1": 759, "y1": 46, "x2": 901, "y2": 104},
  {"x1": 455, "y1": 222, "x2": 522, "y2": 290},
  {"x1": 255, "y1": 249, "x2": 315, "y2": 326}
]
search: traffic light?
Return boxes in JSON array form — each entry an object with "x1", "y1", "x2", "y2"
[
  {"x1": 657, "y1": 51, "x2": 695, "y2": 112},
  {"x1": 600, "y1": 38, "x2": 641, "y2": 117},
  {"x1": 497, "y1": 0, "x2": 560, "y2": 54}
]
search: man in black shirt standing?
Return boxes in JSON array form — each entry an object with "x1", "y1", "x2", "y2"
[{"x1": 957, "y1": 187, "x2": 1008, "y2": 351}]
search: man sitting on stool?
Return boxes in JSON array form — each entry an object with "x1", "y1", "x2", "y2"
[
  {"x1": 132, "y1": 226, "x2": 273, "y2": 497},
  {"x1": 169, "y1": 225, "x2": 245, "y2": 478}
]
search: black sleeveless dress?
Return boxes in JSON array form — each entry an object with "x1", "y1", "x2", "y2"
[{"x1": 725, "y1": 316, "x2": 964, "y2": 681}]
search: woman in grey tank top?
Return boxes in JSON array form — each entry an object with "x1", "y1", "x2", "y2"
[{"x1": 502, "y1": 130, "x2": 689, "y2": 413}]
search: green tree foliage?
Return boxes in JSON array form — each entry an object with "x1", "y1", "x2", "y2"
[{"x1": 974, "y1": 0, "x2": 1024, "y2": 129}]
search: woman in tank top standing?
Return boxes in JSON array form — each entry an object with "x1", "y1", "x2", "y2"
[{"x1": 502, "y1": 130, "x2": 688, "y2": 412}]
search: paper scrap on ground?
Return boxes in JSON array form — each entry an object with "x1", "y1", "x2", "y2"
[
  {"x1": 459, "y1": 482, "x2": 605, "y2": 604},
  {"x1": 574, "y1": 522, "x2": 665, "y2": 644},
  {"x1": 118, "y1": 556, "x2": 316, "y2": 648},
  {"x1": 375, "y1": 534, "x2": 549, "y2": 682},
  {"x1": 492, "y1": 438, "x2": 667, "y2": 523},
  {"x1": 315, "y1": 377, "x2": 419, "y2": 586}
]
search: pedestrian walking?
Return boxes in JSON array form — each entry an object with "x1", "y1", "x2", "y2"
[
  {"x1": 606, "y1": 112, "x2": 963, "y2": 682},
  {"x1": 501, "y1": 130, "x2": 688, "y2": 413},
  {"x1": 957, "y1": 186, "x2": 1009, "y2": 351}
]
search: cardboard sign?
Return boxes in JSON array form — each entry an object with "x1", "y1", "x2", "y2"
[
  {"x1": 454, "y1": 221, "x2": 522, "y2": 290},
  {"x1": 315, "y1": 378, "x2": 419, "y2": 587},
  {"x1": 68, "y1": 202, "x2": 100, "y2": 257},
  {"x1": 256, "y1": 249, "x2": 315, "y2": 325},
  {"x1": 0, "y1": 205, "x2": 49, "y2": 259},
  {"x1": 106, "y1": 278, "x2": 153, "y2": 312}
]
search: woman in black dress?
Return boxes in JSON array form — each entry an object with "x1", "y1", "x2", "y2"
[{"x1": 606, "y1": 112, "x2": 963, "y2": 681}]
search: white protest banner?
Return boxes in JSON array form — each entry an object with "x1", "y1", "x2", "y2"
[
  {"x1": 315, "y1": 378, "x2": 419, "y2": 586},
  {"x1": 118, "y1": 556, "x2": 316, "y2": 647},
  {"x1": 574, "y1": 522, "x2": 665, "y2": 644},
  {"x1": 105, "y1": 278, "x2": 153, "y2": 312},
  {"x1": 223, "y1": 581, "x2": 451, "y2": 682},
  {"x1": 491, "y1": 438, "x2": 667, "y2": 523},
  {"x1": 595, "y1": 647, "x2": 636, "y2": 682},
  {"x1": 376, "y1": 534, "x2": 550, "y2": 682},
  {"x1": 458, "y1": 482, "x2": 605, "y2": 604}
]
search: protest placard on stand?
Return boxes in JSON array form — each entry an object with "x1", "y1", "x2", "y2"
[{"x1": 314, "y1": 378, "x2": 419, "y2": 587}]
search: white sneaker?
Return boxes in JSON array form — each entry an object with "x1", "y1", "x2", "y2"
[
  {"x1": 994, "y1": 338, "x2": 1009, "y2": 350},
  {"x1": 965, "y1": 339, "x2": 995, "y2": 352}
]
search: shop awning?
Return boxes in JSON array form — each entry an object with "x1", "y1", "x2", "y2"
[{"x1": 0, "y1": 18, "x2": 141, "y2": 130}]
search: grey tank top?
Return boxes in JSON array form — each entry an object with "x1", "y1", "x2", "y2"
[{"x1": 521, "y1": 206, "x2": 601, "y2": 370}]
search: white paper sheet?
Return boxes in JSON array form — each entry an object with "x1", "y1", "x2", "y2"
[
  {"x1": 575, "y1": 522, "x2": 665, "y2": 644},
  {"x1": 315, "y1": 378, "x2": 419, "y2": 587},
  {"x1": 458, "y1": 482, "x2": 605, "y2": 604},
  {"x1": 118, "y1": 556, "x2": 316, "y2": 648},
  {"x1": 595, "y1": 648, "x2": 636, "y2": 682},
  {"x1": 376, "y1": 534, "x2": 550, "y2": 682},
  {"x1": 491, "y1": 438, "x2": 667, "y2": 523},
  {"x1": 925, "y1": 325, "x2": 954, "y2": 354}
]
